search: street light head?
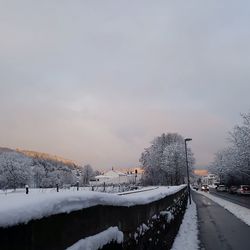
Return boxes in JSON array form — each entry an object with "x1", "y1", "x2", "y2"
[{"x1": 185, "y1": 138, "x2": 192, "y2": 142}]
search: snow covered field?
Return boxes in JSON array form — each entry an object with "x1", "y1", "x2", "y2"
[
  {"x1": 196, "y1": 190, "x2": 250, "y2": 226},
  {"x1": 0, "y1": 185, "x2": 186, "y2": 227},
  {"x1": 171, "y1": 199, "x2": 199, "y2": 250},
  {"x1": 0, "y1": 184, "x2": 133, "y2": 196}
]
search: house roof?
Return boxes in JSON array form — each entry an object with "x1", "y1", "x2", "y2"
[
  {"x1": 94, "y1": 170, "x2": 127, "y2": 180},
  {"x1": 104, "y1": 170, "x2": 126, "y2": 177}
]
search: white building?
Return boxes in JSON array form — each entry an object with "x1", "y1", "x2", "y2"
[
  {"x1": 90, "y1": 169, "x2": 139, "y2": 185},
  {"x1": 202, "y1": 174, "x2": 220, "y2": 186}
]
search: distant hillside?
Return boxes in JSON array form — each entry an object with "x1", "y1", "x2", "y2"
[
  {"x1": 17, "y1": 149, "x2": 80, "y2": 169},
  {"x1": 0, "y1": 147, "x2": 15, "y2": 153},
  {"x1": 0, "y1": 147, "x2": 80, "y2": 169}
]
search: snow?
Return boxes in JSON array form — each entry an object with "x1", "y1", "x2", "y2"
[
  {"x1": 160, "y1": 210, "x2": 174, "y2": 223},
  {"x1": 66, "y1": 226, "x2": 123, "y2": 250},
  {"x1": 136, "y1": 223, "x2": 149, "y2": 237},
  {"x1": 151, "y1": 214, "x2": 157, "y2": 220},
  {"x1": 117, "y1": 186, "x2": 158, "y2": 195},
  {"x1": 141, "y1": 223, "x2": 149, "y2": 231},
  {"x1": 171, "y1": 199, "x2": 199, "y2": 250},
  {"x1": 0, "y1": 185, "x2": 186, "y2": 227},
  {"x1": 196, "y1": 190, "x2": 250, "y2": 226}
]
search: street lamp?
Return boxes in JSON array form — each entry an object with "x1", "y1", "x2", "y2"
[{"x1": 184, "y1": 138, "x2": 192, "y2": 205}]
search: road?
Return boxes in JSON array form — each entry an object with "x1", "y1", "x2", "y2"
[
  {"x1": 192, "y1": 191, "x2": 250, "y2": 250},
  {"x1": 209, "y1": 188, "x2": 250, "y2": 209}
]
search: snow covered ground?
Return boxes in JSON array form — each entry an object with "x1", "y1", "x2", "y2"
[
  {"x1": 66, "y1": 226, "x2": 123, "y2": 250},
  {"x1": 0, "y1": 184, "x2": 134, "y2": 195},
  {"x1": 0, "y1": 185, "x2": 186, "y2": 227},
  {"x1": 171, "y1": 199, "x2": 199, "y2": 250},
  {"x1": 196, "y1": 190, "x2": 250, "y2": 226}
]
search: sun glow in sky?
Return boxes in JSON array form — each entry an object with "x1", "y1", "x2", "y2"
[{"x1": 1, "y1": 1, "x2": 250, "y2": 168}]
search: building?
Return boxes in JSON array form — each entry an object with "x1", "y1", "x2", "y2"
[
  {"x1": 202, "y1": 174, "x2": 220, "y2": 186},
  {"x1": 90, "y1": 168, "x2": 142, "y2": 185},
  {"x1": 193, "y1": 169, "x2": 219, "y2": 186}
]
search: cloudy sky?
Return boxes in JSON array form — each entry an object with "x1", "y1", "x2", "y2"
[{"x1": 1, "y1": 1, "x2": 250, "y2": 169}]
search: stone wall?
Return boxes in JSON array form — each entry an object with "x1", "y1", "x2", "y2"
[{"x1": 0, "y1": 187, "x2": 187, "y2": 250}]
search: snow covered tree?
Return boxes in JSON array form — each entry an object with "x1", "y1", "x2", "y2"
[
  {"x1": 33, "y1": 164, "x2": 46, "y2": 188},
  {"x1": 0, "y1": 152, "x2": 32, "y2": 189},
  {"x1": 81, "y1": 164, "x2": 94, "y2": 185},
  {"x1": 60, "y1": 167, "x2": 75, "y2": 185},
  {"x1": 210, "y1": 148, "x2": 235, "y2": 184},
  {"x1": 230, "y1": 113, "x2": 250, "y2": 179},
  {"x1": 93, "y1": 170, "x2": 101, "y2": 176},
  {"x1": 210, "y1": 113, "x2": 250, "y2": 184},
  {"x1": 32, "y1": 157, "x2": 75, "y2": 188},
  {"x1": 140, "y1": 133, "x2": 195, "y2": 185},
  {"x1": 0, "y1": 150, "x2": 77, "y2": 189}
]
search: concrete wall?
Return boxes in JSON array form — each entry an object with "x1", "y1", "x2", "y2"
[{"x1": 0, "y1": 187, "x2": 187, "y2": 250}]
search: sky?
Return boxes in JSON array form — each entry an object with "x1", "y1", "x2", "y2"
[{"x1": 1, "y1": 1, "x2": 250, "y2": 169}]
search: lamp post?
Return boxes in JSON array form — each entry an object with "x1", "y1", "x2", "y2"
[
  {"x1": 184, "y1": 138, "x2": 192, "y2": 205},
  {"x1": 135, "y1": 169, "x2": 138, "y2": 185}
]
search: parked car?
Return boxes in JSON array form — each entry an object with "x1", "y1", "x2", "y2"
[
  {"x1": 192, "y1": 184, "x2": 199, "y2": 191},
  {"x1": 236, "y1": 185, "x2": 250, "y2": 195},
  {"x1": 228, "y1": 185, "x2": 238, "y2": 194},
  {"x1": 216, "y1": 185, "x2": 227, "y2": 192},
  {"x1": 201, "y1": 185, "x2": 209, "y2": 192}
]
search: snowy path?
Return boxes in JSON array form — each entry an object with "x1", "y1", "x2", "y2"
[
  {"x1": 171, "y1": 198, "x2": 199, "y2": 250},
  {"x1": 193, "y1": 191, "x2": 250, "y2": 250}
]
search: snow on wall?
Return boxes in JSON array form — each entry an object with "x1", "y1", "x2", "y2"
[
  {"x1": 0, "y1": 185, "x2": 186, "y2": 228},
  {"x1": 66, "y1": 226, "x2": 123, "y2": 250}
]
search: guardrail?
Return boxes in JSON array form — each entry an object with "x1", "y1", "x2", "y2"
[{"x1": 0, "y1": 187, "x2": 187, "y2": 250}]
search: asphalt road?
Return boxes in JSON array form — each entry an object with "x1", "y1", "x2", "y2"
[
  {"x1": 192, "y1": 191, "x2": 250, "y2": 250},
  {"x1": 209, "y1": 188, "x2": 250, "y2": 209}
]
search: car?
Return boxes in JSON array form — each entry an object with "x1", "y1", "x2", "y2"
[
  {"x1": 192, "y1": 184, "x2": 199, "y2": 191},
  {"x1": 216, "y1": 185, "x2": 227, "y2": 192},
  {"x1": 201, "y1": 185, "x2": 209, "y2": 192},
  {"x1": 228, "y1": 185, "x2": 238, "y2": 194},
  {"x1": 236, "y1": 185, "x2": 250, "y2": 195}
]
